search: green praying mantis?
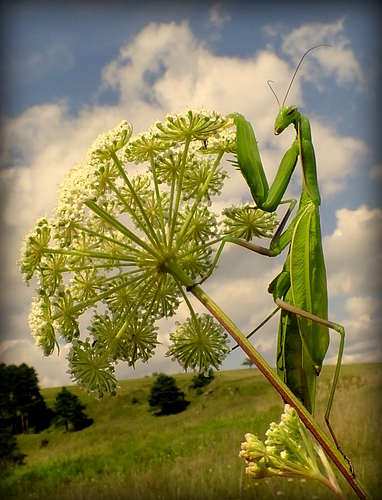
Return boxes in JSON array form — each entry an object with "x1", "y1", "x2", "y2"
[
  {"x1": 199, "y1": 46, "x2": 352, "y2": 471},
  {"x1": 232, "y1": 45, "x2": 351, "y2": 467}
]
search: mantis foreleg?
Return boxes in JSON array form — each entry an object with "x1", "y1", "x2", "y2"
[{"x1": 189, "y1": 197, "x2": 297, "y2": 288}]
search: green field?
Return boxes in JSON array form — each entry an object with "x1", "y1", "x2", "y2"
[{"x1": 1, "y1": 364, "x2": 381, "y2": 499}]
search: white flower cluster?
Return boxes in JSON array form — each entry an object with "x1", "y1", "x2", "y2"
[
  {"x1": 19, "y1": 109, "x2": 281, "y2": 397},
  {"x1": 92, "y1": 119, "x2": 132, "y2": 158},
  {"x1": 19, "y1": 110, "x2": 236, "y2": 396},
  {"x1": 239, "y1": 405, "x2": 344, "y2": 497},
  {"x1": 19, "y1": 217, "x2": 51, "y2": 283},
  {"x1": 167, "y1": 313, "x2": 230, "y2": 373},
  {"x1": 54, "y1": 120, "x2": 132, "y2": 229},
  {"x1": 28, "y1": 291, "x2": 58, "y2": 355}
]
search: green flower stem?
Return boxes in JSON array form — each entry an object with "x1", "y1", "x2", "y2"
[
  {"x1": 316, "y1": 447, "x2": 346, "y2": 499},
  {"x1": 168, "y1": 136, "x2": 192, "y2": 249},
  {"x1": 164, "y1": 258, "x2": 370, "y2": 500},
  {"x1": 110, "y1": 151, "x2": 162, "y2": 249},
  {"x1": 85, "y1": 201, "x2": 161, "y2": 259},
  {"x1": 174, "y1": 275, "x2": 199, "y2": 325},
  {"x1": 175, "y1": 150, "x2": 224, "y2": 249},
  {"x1": 149, "y1": 150, "x2": 168, "y2": 243},
  {"x1": 52, "y1": 269, "x2": 153, "y2": 321},
  {"x1": 195, "y1": 286, "x2": 369, "y2": 500},
  {"x1": 167, "y1": 171, "x2": 177, "y2": 245},
  {"x1": 44, "y1": 247, "x2": 136, "y2": 263},
  {"x1": 69, "y1": 221, "x2": 143, "y2": 255},
  {"x1": 50, "y1": 279, "x2": 129, "y2": 321}
]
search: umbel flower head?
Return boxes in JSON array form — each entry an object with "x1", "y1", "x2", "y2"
[
  {"x1": 167, "y1": 313, "x2": 230, "y2": 373},
  {"x1": 223, "y1": 203, "x2": 278, "y2": 241},
  {"x1": 240, "y1": 405, "x2": 345, "y2": 498},
  {"x1": 19, "y1": 109, "x2": 278, "y2": 398}
]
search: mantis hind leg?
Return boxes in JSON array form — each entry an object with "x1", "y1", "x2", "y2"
[
  {"x1": 275, "y1": 298, "x2": 354, "y2": 476},
  {"x1": 231, "y1": 306, "x2": 280, "y2": 351}
]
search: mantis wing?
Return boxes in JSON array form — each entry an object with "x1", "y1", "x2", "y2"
[
  {"x1": 290, "y1": 196, "x2": 329, "y2": 369},
  {"x1": 273, "y1": 194, "x2": 329, "y2": 415}
]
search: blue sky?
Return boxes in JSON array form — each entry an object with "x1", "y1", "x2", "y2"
[{"x1": 1, "y1": 0, "x2": 381, "y2": 388}]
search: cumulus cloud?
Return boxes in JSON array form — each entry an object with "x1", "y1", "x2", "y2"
[
  {"x1": 324, "y1": 205, "x2": 382, "y2": 295},
  {"x1": 1, "y1": 102, "x2": 131, "y2": 227},
  {"x1": 0, "y1": 339, "x2": 73, "y2": 388},
  {"x1": 281, "y1": 17, "x2": 364, "y2": 90},
  {"x1": 309, "y1": 119, "x2": 368, "y2": 197},
  {"x1": 321, "y1": 206, "x2": 382, "y2": 365},
  {"x1": 325, "y1": 294, "x2": 382, "y2": 365},
  {"x1": 0, "y1": 20, "x2": 378, "y2": 387},
  {"x1": 96, "y1": 21, "x2": 367, "y2": 200}
]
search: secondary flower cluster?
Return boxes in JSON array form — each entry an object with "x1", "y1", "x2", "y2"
[
  {"x1": 19, "y1": 109, "x2": 277, "y2": 397},
  {"x1": 240, "y1": 404, "x2": 344, "y2": 497},
  {"x1": 223, "y1": 203, "x2": 278, "y2": 241},
  {"x1": 167, "y1": 314, "x2": 229, "y2": 372}
]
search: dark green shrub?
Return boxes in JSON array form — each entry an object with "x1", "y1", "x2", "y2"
[{"x1": 190, "y1": 368, "x2": 215, "y2": 391}]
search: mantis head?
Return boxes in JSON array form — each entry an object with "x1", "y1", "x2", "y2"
[
  {"x1": 268, "y1": 44, "x2": 331, "y2": 136},
  {"x1": 274, "y1": 105, "x2": 301, "y2": 135}
]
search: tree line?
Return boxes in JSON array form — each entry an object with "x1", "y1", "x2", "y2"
[
  {"x1": 0, "y1": 363, "x2": 92, "y2": 469},
  {"x1": 0, "y1": 363, "x2": 92, "y2": 435},
  {"x1": 0, "y1": 363, "x2": 214, "y2": 469}
]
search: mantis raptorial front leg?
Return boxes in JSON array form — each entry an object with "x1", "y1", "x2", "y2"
[{"x1": 190, "y1": 196, "x2": 297, "y2": 289}]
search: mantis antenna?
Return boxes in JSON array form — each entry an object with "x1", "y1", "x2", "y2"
[
  {"x1": 267, "y1": 80, "x2": 280, "y2": 107},
  {"x1": 268, "y1": 44, "x2": 332, "y2": 107}
]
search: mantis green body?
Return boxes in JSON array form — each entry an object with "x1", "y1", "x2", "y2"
[{"x1": 230, "y1": 102, "x2": 346, "y2": 455}]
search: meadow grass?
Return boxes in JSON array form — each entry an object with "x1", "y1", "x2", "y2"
[{"x1": 1, "y1": 364, "x2": 381, "y2": 499}]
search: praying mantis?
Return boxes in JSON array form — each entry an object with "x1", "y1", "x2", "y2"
[{"x1": 199, "y1": 46, "x2": 351, "y2": 469}]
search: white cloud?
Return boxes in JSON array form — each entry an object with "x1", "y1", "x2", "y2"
[
  {"x1": 324, "y1": 205, "x2": 382, "y2": 295},
  {"x1": 325, "y1": 295, "x2": 382, "y2": 365},
  {"x1": 310, "y1": 119, "x2": 368, "y2": 197},
  {"x1": 209, "y1": 2, "x2": 231, "y2": 28},
  {"x1": 99, "y1": 21, "x2": 292, "y2": 132},
  {"x1": 281, "y1": 18, "x2": 364, "y2": 90},
  {"x1": 0, "y1": 339, "x2": 73, "y2": 388},
  {"x1": 1, "y1": 102, "x2": 132, "y2": 227},
  {"x1": 345, "y1": 295, "x2": 381, "y2": 319},
  {"x1": 97, "y1": 21, "x2": 366, "y2": 198},
  {"x1": 0, "y1": 20, "x2": 378, "y2": 387},
  {"x1": 320, "y1": 205, "x2": 382, "y2": 364}
]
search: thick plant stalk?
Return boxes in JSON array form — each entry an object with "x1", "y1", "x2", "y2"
[
  {"x1": 193, "y1": 284, "x2": 370, "y2": 500},
  {"x1": 165, "y1": 259, "x2": 370, "y2": 500}
]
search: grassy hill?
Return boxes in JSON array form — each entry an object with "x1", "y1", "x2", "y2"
[{"x1": 1, "y1": 364, "x2": 381, "y2": 499}]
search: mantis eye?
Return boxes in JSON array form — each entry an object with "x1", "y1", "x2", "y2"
[{"x1": 285, "y1": 106, "x2": 297, "y2": 116}]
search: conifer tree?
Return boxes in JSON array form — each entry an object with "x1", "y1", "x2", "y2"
[
  {"x1": 53, "y1": 387, "x2": 92, "y2": 431},
  {"x1": 0, "y1": 363, "x2": 52, "y2": 433},
  {"x1": 148, "y1": 374, "x2": 190, "y2": 416}
]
